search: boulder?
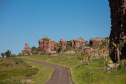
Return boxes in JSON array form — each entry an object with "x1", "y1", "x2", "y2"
[
  {"x1": 84, "y1": 47, "x2": 91, "y2": 54},
  {"x1": 65, "y1": 50, "x2": 75, "y2": 54}
]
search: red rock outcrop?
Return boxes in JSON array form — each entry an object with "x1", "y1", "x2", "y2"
[
  {"x1": 56, "y1": 42, "x2": 61, "y2": 47},
  {"x1": 60, "y1": 39, "x2": 67, "y2": 50},
  {"x1": 71, "y1": 38, "x2": 86, "y2": 48},
  {"x1": 21, "y1": 43, "x2": 32, "y2": 56},
  {"x1": 89, "y1": 37, "x2": 105, "y2": 46},
  {"x1": 38, "y1": 36, "x2": 56, "y2": 54},
  {"x1": 84, "y1": 47, "x2": 91, "y2": 54},
  {"x1": 109, "y1": 0, "x2": 126, "y2": 63}
]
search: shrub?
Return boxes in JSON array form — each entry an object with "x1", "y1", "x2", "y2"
[
  {"x1": 5, "y1": 50, "x2": 11, "y2": 58},
  {"x1": 118, "y1": 64, "x2": 123, "y2": 70}
]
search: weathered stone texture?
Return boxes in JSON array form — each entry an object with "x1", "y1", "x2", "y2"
[
  {"x1": 89, "y1": 37, "x2": 105, "y2": 46},
  {"x1": 38, "y1": 36, "x2": 56, "y2": 54},
  {"x1": 56, "y1": 42, "x2": 61, "y2": 47},
  {"x1": 71, "y1": 38, "x2": 86, "y2": 48},
  {"x1": 60, "y1": 39, "x2": 67, "y2": 50},
  {"x1": 91, "y1": 47, "x2": 109, "y2": 59},
  {"x1": 109, "y1": 0, "x2": 126, "y2": 62},
  {"x1": 84, "y1": 47, "x2": 91, "y2": 54},
  {"x1": 65, "y1": 50, "x2": 75, "y2": 54},
  {"x1": 22, "y1": 43, "x2": 32, "y2": 56}
]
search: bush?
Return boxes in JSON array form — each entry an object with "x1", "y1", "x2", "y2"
[
  {"x1": 5, "y1": 50, "x2": 11, "y2": 58},
  {"x1": 118, "y1": 64, "x2": 123, "y2": 70}
]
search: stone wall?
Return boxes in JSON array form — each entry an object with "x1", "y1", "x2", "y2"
[{"x1": 108, "y1": 0, "x2": 126, "y2": 63}]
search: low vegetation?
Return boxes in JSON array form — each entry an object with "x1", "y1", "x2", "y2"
[
  {"x1": 0, "y1": 58, "x2": 38, "y2": 84},
  {"x1": 24, "y1": 61, "x2": 53, "y2": 84},
  {"x1": 18, "y1": 54, "x2": 126, "y2": 84}
]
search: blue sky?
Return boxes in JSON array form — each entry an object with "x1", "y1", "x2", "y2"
[{"x1": 0, "y1": 0, "x2": 111, "y2": 55}]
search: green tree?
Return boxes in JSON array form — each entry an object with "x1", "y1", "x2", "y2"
[
  {"x1": 5, "y1": 50, "x2": 11, "y2": 58},
  {"x1": 58, "y1": 46, "x2": 62, "y2": 53},
  {"x1": 112, "y1": 42, "x2": 124, "y2": 64},
  {"x1": 105, "y1": 37, "x2": 109, "y2": 40},
  {"x1": 54, "y1": 47, "x2": 57, "y2": 51},
  {"x1": 18, "y1": 53, "x2": 22, "y2": 56},
  {"x1": 1, "y1": 52, "x2": 5, "y2": 58},
  {"x1": 36, "y1": 47, "x2": 40, "y2": 54},
  {"x1": 66, "y1": 41, "x2": 71, "y2": 50},
  {"x1": 31, "y1": 46, "x2": 36, "y2": 51},
  {"x1": 10, "y1": 54, "x2": 17, "y2": 57}
]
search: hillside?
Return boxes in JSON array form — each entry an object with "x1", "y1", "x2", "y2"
[
  {"x1": 18, "y1": 53, "x2": 126, "y2": 84},
  {"x1": 0, "y1": 58, "x2": 53, "y2": 84}
]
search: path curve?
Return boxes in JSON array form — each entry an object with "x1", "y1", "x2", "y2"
[{"x1": 22, "y1": 58, "x2": 72, "y2": 84}]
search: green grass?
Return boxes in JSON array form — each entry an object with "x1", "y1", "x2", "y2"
[
  {"x1": 24, "y1": 61, "x2": 54, "y2": 84},
  {"x1": 17, "y1": 54, "x2": 126, "y2": 84},
  {"x1": 0, "y1": 58, "x2": 38, "y2": 84}
]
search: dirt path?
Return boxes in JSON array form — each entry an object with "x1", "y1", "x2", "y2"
[{"x1": 22, "y1": 58, "x2": 72, "y2": 84}]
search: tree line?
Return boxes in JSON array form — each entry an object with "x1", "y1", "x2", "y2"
[{"x1": 1, "y1": 50, "x2": 11, "y2": 58}]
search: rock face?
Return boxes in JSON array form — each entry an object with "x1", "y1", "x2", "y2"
[
  {"x1": 38, "y1": 36, "x2": 56, "y2": 54},
  {"x1": 56, "y1": 42, "x2": 61, "y2": 47},
  {"x1": 22, "y1": 43, "x2": 32, "y2": 56},
  {"x1": 71, "y1": 38, "x2": 86, "y2": 48},
  {"x1": 65, "y1": 50, "x2": 75, "y2": 54},
  {"x1": 108, "y1": 0, "x2": 126, "y2": 63},
  {"x1": 60, "y1": 39, "x2": 67, "y2": 50},
  {"x1": 89, "y1": 37, "x2": 105, "y2": 46},
  {"x1": 92, "y1": 46, "x2": 109, "y2": 59},
  {"x1": 84, "y1": 47, "x2": 91, "y2": 54}
]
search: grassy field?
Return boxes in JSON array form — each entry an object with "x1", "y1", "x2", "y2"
[
  {"x1": 24, "y1": 61, "x2": 53, "y2": 84},
  {"x1": 0, "y1": 58, "x2": 38, "y2": 84},
  {"x1": 0, "y1": 57, "x2": 53, "y2": 84},
  {"x1": 18, "y1": 54, "x2": 126, "y2": 84}
]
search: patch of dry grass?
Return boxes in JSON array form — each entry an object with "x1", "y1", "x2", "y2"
[{"x1": 0, "y1": 58, "x2": 38, "y2": 84}]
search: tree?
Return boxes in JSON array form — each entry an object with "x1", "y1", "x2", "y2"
[
  {"x1": 112, "y1": 42, "x2": 124, "y2": 64},
  {"x1": 5, "y1": 50, "x2": 11, "y2": 58},
  {"x1": 36, "y1": 47, "x2": 40, "y2": 54},
  {"x1": 105, "y1": 37, "x2": 109, "y2": 40},
  {"x1": 54, "y1": 47, "x2": 57, "y2": 51},
  {"x1": 18, "y1": 53, "x2": 22, "y2": 56},
  {"x1": 1, "y1": 52, "x2": 5, "y2": 58},
  {"x1": 31, "y1": 46, "x2": 36, "y2": 52},
  {"x1": 58, "y1": 46, "x2": 62, "y2": 53},
  {"x1": 66, "y1": 41, "x2": 72, "y2": 50},
  {"x1": 10, "y1": 54, "x2": 17, "y2": 57}
]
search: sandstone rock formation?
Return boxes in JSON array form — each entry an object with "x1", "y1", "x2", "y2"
[
  {"x1": 65, "y1": 50, "x2": 75, "y2": 54},
  {"x1": 22, "y1": 43, "x2": 32, "y2": 56},
  {"x1": 89, "y1": 37, "x2": 105, "y2": 46},
  {"x1": 60, "y1": 39, "x2": 67, "y2": 50},
  {"x1": 56, "y1": 42, "x2": 61, "y2": 47},
  {"x1": 38, "y1": 36, "x2": 56, "y2": 54},
  {"x1": 108, "y1": 0, "x2": 126, "y2": 63},
  {"x1": 84, "y1": 47, "x2": 91, "y2": 54},
  {"x1": 71, "y1": 38, "x2": 86, "y2": 48},
  {"x1": 91, "y1": 46, "x2": 109, "y2": 59}
]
